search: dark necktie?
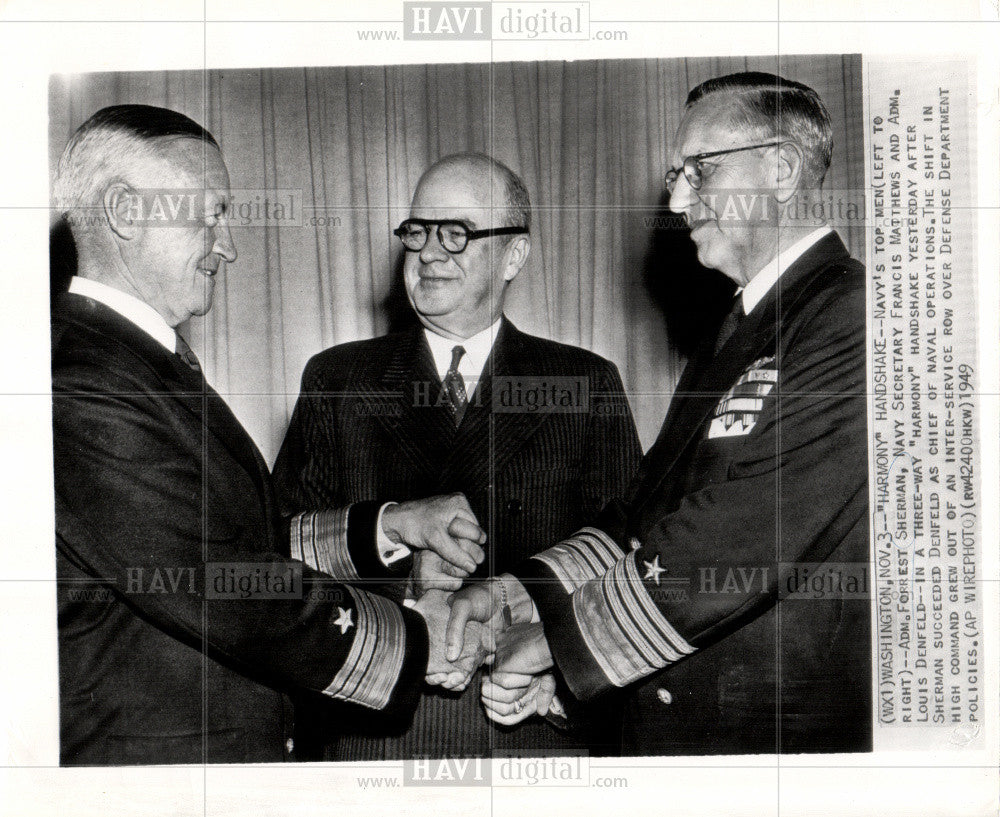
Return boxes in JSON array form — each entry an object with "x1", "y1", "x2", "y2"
[
  {"x1": 442, "y1": 345, "x2": 468, "y2": 426},
  {"x1": 175, "y1": 334, "x2": 202, "y2": 372},
  {"x1": 713, "y1": 294, "x2": 745, "y2": 356}
]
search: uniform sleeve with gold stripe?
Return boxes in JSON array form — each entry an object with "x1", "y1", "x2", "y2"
[
  {"x1": 526, "y1": 527, "x2": 625, "y2": 593},
  {"x1": 514, "y1": 531, "x2": 696, "y2": 700},
  {"x1": 288, "y1": 500, "x2": 426, "y2": 710},
  {"x1": 317, "y1": 583, "x2": 426, "y2": 711},
  {"x1": 288, "y1": 499, "x2": 412, "y2": 585}
]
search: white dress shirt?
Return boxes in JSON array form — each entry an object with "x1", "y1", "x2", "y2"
[
  {"x1": 69, "y1": 276, "x2": 178, "y2": 352},
  {"x1": 422, "y1": 317, "x2": 503, "y2": 400},
  {"x1": 739, "y1": 226, "x2": 833, "y2": 316}
]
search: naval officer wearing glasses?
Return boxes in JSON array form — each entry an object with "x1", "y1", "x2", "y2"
[
  {"x1": 446, "y1": 72, "x2": 872, "y2": 756},
  {"x1": 273, "y1": 152, "x2": 641, "y2": 759}
]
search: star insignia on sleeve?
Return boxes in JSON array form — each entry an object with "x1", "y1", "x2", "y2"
[
  {"x1": 334, "y1": 607, "x2": 354, "y2": 634},
  {"x1": 643, "y1": 555, "x2": 666, "y2": 585}
]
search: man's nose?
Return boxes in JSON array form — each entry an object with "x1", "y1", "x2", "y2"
[
  {"x1": 418, "y1": 228, "x2": 449, "y2": 264},
  {"x1": 213, "y1": 223, "x2": 237, "y2": 263},
  {"x1": 668, "y1": 173, "x2": 696, "y2": 216}
]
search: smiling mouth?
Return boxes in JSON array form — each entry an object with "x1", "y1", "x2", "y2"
[{"x1": 417, "y1": 274, "x2": 457, "y2": 283}]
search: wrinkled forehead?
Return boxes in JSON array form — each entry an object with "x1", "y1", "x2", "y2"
[
  {"x1": 409, "y1": 164, "x2": 503, "y2": 227},
  {"x1": 670, "y1": 96, "x2": 758, "y2": 164}
]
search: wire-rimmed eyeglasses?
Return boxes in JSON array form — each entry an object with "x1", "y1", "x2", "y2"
[{"x1": 665, "y1": 141, "x2": 787, "y2": 193}]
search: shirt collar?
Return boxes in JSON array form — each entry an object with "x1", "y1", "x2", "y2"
[
  {"x1": 423, "y1": 318, "x2": 503, "y2": 382},
  {"x1": 68, "y1": 276, "x2": 178, "y2": 353},
  {"x1": 740, "y1": 226, "x2": 833, "y2": 315}
]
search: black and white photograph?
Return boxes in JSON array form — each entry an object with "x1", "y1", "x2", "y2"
[
  {"x1": 2, "y1": 1, "x2": 998, "y2": 815},
  {"x1": 48, "y1": 53, "x2": 872, "y2": 764}
]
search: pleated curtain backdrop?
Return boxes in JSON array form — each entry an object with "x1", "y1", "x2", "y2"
[{"x1": 49, "y1": 55, "x2": 864, "y2": 461}]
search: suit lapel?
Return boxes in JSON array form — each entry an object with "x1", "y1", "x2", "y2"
[
  {"x1": 139, "y1": 329, "x2": 276, "y2": 513},
  {"x1": 630, "y1": 232, "x2": 852, "y2": 511},
  {"x1": 358, "y1": 326, "x2": 456, "y2": 477},
  {"x1": 58, "y1": 294, "x2": 274, "y2": 511},
  {"x1": 190, "y1": 368, "x2": 276, "y2": 511},
  {"x1": 628, "y1": 306, "x2": 775, "y2": 511}
]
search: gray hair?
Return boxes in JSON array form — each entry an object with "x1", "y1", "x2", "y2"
[
  {"x1": 687, "y1": 72, "x2": 834, "y2": 187},
  {"x1": 53, "y1": 104, "x2": 218, "y2": 221}
]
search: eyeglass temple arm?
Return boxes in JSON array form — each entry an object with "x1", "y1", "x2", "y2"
[
  {"x1": 466, "y1": 226, "x2": 529, "y2": 239},
  {"x1": 695, "y1": 140, "x2": 786, "y2": 160}
]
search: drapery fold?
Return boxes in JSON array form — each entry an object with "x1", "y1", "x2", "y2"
[{"x1": 50, "y1": 55, "x2": 863, "y2": 461}]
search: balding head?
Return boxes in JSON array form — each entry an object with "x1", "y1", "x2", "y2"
[
  {"x1": 415, "y1": 153, "x2": 531, "y2": 232},
  {"x1": 401, "y1": 153, "x2": 531, "y2": 338}
]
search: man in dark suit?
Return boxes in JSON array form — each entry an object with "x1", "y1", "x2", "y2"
[
  {"x1": 447, "y1": 72, "x2": 872, "y2": 756},
  {"x1": 51, "y1": 105, "x2": 491, "y2": 766},
  {"x1": 272, "y1": 153, "x2": 642, "y2": 759}
]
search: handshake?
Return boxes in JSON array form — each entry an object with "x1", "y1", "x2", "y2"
[{"x1": 384, "y1": 494, "x2": 557, "y2": 726}]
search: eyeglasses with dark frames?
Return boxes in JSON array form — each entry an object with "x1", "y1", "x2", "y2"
[
  {"x1": 393, "y1": 218, "x2": 529, "y2": 254},
  {"x1": 664, "y1": 140, "x2": 787, "y2": 193}
]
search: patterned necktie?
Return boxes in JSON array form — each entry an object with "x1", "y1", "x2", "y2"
[
  {"x1": 175, "y1": 334, "x2": 202, "y2": 372},
  {"x1": 713, "y1": 294, "x2": 745, "y2": 356},
  {"x1": 442, "y1": 345, "x2": 468, "y2": 426}
]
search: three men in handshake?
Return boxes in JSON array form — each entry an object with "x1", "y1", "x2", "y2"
[{"x1": 54, "y1": 69, "x2": 870, "y2": 764}]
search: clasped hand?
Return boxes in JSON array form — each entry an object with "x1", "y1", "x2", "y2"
[
  {"x1": 414, "y1": 589, "x2": 494, "y2": 692},
  {"x1": 380, "y1": 494, "x2": 500, "y2": 692},
  {"x1": 381, "y1": 493, "x2": 486, "y2": 582},
  {"x1": 419, "y1": 580, "x2": 557, "y2": 725},
  {"x1": 480, "y1": 622, "x2": 558, "y2": 725}
]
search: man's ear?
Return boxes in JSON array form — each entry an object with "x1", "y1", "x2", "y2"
[
  {"x1": 103, "y1": 182, "x2": 142, "y2": 240},
  {"x1": 773, "y1": 142, "x2": 805, "y2": 204},
  {"x1": 502, "y1": 234, "x2": 530, "y2": 283}
]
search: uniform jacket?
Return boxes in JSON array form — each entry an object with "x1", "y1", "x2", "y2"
[
  {"x1": 273, "y1": 317, "x2": 642, "y2": 758},
  {"x1": 53, "y1": 292, "x2": 427, "y2": 766},
  {"x1": 516, "y1": 233, "x2": 873, "y2": 755}
]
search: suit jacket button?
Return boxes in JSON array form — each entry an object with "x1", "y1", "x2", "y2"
[
  {"x1": 506, "y1": 499, "x2": 522, "y2": 514},
  {"x1": 285, "y1": 738, "x2": 295, "y2": 754},
  {"x1": 656, "y1": 688, "x2": 672, "y2": 705}
]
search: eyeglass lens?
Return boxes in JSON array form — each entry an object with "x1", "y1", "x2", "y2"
[
  {"x1": 665, "y1": 158, "x2": 703, "y2": 193},
  {"x1": 398, "y1": 221, "x2": 470, "y2": 253}
]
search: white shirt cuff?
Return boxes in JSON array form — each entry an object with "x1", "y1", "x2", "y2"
[{"x1": 376, "y1": 502, "x2": 412, "y2": 566}]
